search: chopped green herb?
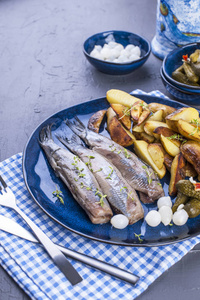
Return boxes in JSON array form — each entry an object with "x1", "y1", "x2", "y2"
[
  {"x1": 93, "y1": 168, "x2": 103, "y2": 173},
  {"x1": 106, "y1": 166, "x2": 114, "y2": 180},
  {"x1": 52, "y1": 185, "x2": 64, "y2": 205},
  {"x1": 134, "y1": 233, "x2": 143, "y2": 242},
  {"x1": 95, "y1": 189, "x2": 107, "y2": 207},
  {"x1": 167, "y1": 134, "x2": 187, "y2": 143},
  {"x1": 189, "y1": 119, "x2": 200, "y2": 136},
  {"x1": 118, "y1": 107, "x2": 131, "y2": 120},
  {"x1": 124, "y1": 149, "x2": 131, "y2": 159}
]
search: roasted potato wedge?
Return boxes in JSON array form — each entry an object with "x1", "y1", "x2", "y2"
[
  {"x1": 107, "y1": 116, "x2": 135, "y2": 147},
  {"x1": 160, "y1": 134, "x2": 180, "y2": 157},
  {"x1": 147, "y1": 143, "x2": 164, "y2": 169},
  {"x1": 106, "y1": 89, "x2": 144, "y2": 108},
  {"x1": 181, "y1": 140, "x2": 200, "y2": 176},
  {"x1": 133, "y1": 140, "x2": 166, "y2": 178},
  {"x1": 107, "y1": 107, "x2": 116, "y2": 126},
  {"x1": 149, "y1": 109, "x2": 164, "y2": 122},
  {"x1": 133, "y1": 131, "x2": 155, "y2": 143},
  {"x1": 164, "y1": 153, "x2": 173, "y2": 172},
  {"x1": 144, "y1": 121, "x2": 170, "y2": 137},
  {"x1": 138, "y1": 107, "x2": 151, "y2": 125},
  {"x1": 177, "y1": 119, "x2": 200, "y2": 142},
  {"x1": 131, "y1": 101, "x2": 142, "y2": 123},
  {"x1": 88, "y1": 110, "x2": 107, "y2": 133},
  {"x1": 153, "y1": 126, "x2": 183, "y2": 147},
  {"x1": 148, "y1": 103, "x2": 176, "y2": 118},
  {"x1": 166, "y1": 107, "x2": 199, "y2": 132},
  {"x1": 185, "y1": 161, "x2": 197, "y2": 178},
  {"x1": 110, "y1": 103, "x2": 131, "y2": 130},
  {"x1": 169, "y1": 152, "x2": 186, "y2": 196}
]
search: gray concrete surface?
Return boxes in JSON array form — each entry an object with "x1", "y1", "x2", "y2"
[{"x1": 0, "y1": 0, "x2": 200, "y2": 299}]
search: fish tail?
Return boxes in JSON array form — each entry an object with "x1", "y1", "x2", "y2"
[{"x1": 65, "y1": 116, "x2": 87, "y2": 139}]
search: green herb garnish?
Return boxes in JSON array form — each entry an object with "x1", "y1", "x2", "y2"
[{"x1": 52, "y1": 185, "x2": 64, "y2": 204}]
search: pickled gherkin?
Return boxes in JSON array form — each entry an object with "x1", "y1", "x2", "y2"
[
  {"x1": 183, "y1": 61, "x2": 199, "y2": 83},
  {"x1": 172, "y1": 191, "x2": 189, "y2": 213},
  {"x1": 171, "y1": 49, "x2": 200, "y2": 87},
  {"x1": 176, "y1": 180, "x2": 200, "y2": 198},
  {"x1": 184, "y1": 199, "x2": 200, "y2": 218}
]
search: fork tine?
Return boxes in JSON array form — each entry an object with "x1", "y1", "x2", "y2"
[{"x1": 0, "y1": 175, "x2": 7, "y2": 189}]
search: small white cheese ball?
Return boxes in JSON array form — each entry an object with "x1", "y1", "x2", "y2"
[
  {"x1": 101, "y1": 47, "x2": 112, "y2": 59},
  {"x1": 145, "y1": 210, "x2": 161, "y2": 227},
  {"x1": 157, "y1": 196, "x2": 172, "y2": 209},
  {"x1": 131, "y1": 45, "x2": 141, "y2": 57},
  {"x1": 115, "y1": 43, "x2": 124, "y2": 52},
  {"x1": 108, "y1": 41, "x2": 118, "y2": 48},
  {"x1": 172, "y1": 209, "x2": 189, "y2": 226},
  {"x1": 110, "y1": 214, "x2": 129, "y2": 229},
  {"x1": 129, "y1": 53, "x2": 140, "y2": 62},
  {"x1": 159, "y1": 206, "x2": 173, "y2": 226},
  {"x1": 125, "y1": 44, "x2": 135, "y2": 52},
  {"x1": 90, "y1": 49, "x2": 99, "y2": 58},
  {"x1": 118, "y1": 54, "x2": 129, "y2": 63},
  {"x1": 93, "y1": 51, "x2": 104, "y2": 60},
  {"x1": 94, "y1": 45, "x2": 102, "y2": 52}
]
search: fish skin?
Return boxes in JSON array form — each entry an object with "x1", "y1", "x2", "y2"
[
  {"x1": 58, "y1": 134, "x2": 144, "y2": 225},
  {"x1": 39, "y1": 125, "x2": 113, "y2": 224},
  {"x1": 65, "y1": 117, "x2": 164, "y2": 202}
]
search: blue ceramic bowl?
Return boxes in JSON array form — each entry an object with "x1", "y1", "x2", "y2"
[
  {"x1": 160, "y1": 67, "x2": 200, "y2": 105},
  {"x1": 162, "y1": 43, "x2": 200, "y2": 94},
  {"x1": 83, "y1": 30, "x2": 151, "y2": 75}
]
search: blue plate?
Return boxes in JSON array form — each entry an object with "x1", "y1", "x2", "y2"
[{"x1": 22, "y1": 94, "x2": 200, "y2": 246}]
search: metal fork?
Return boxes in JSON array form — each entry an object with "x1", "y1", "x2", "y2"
[{"x1": 0, "y1": 175, "x2": 82, "y2": 285}]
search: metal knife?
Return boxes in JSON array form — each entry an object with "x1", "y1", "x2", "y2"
[{"x1": 0, "y1": 215, "x2": 139, "y2": 285}]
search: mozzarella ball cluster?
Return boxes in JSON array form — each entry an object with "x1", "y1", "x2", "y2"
[
  {"x1": 90, "y1": 41, "x2": 141, "y2": 64},
  {"x1": 145, "y1": 196, "x2": 189, "y2": 227}
]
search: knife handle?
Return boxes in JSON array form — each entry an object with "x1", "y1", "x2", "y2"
[
  {"x1": 57, "y1": 244, "x2": 139, "y2": 285},
  {"x1": 14, "y1": 206, "x2": 82, "y2": 285}
]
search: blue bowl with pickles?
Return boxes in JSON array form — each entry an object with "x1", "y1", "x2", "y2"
[{"x1": 162, "y1": 43, "x2": 200, "y2": 94}]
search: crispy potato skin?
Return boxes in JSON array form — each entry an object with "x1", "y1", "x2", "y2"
[
  {"x1": 148, "y1": 103, "x2": 176, "y2": 118},
  {"x1": 108, "y1": 116, "x2": 135, "y2": 147},
  {"x1": 133, "y1": 140, "x2": 166, "y2": 178},
  {"x1": 181, "y1": 140, "x2": 200, "y2": 176},
  {"x1": 111, "y1": 103, "x2": 131, "y2": 130},
  {"x1": 164, "y1": 153, "x2": 173, "y2": 172},
  {"x1": 106, "y1": 89, "x2": 144, "y2": 108},
  {"x1": 169, "y1": 152, "x2": 186, "y2": 196},
  {"x1": 166, "y1": 107, "x2": 199, "y2": 132},
  {"x1": 88, "y1": 110, "x2": 107, "y2": 133},
  {"x1": 147, "y1": 143, "x2": 164, "y2": 169},
  {"x1": 177, "y1": 119, "x2": 200, "y2": 142}
]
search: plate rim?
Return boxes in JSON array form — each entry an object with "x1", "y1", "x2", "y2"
[{"x1": 22, "y1": 93, "x2": 199, "y2": 247}]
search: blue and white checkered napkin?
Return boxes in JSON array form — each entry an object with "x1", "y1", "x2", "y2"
[{"x1": 0, "y1": 90, "x2": 200, "y2": 300}]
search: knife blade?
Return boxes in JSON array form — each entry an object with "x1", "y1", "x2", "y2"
[{"x1": 0, "y1": 215, "x2": 139, "y2": 285}]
